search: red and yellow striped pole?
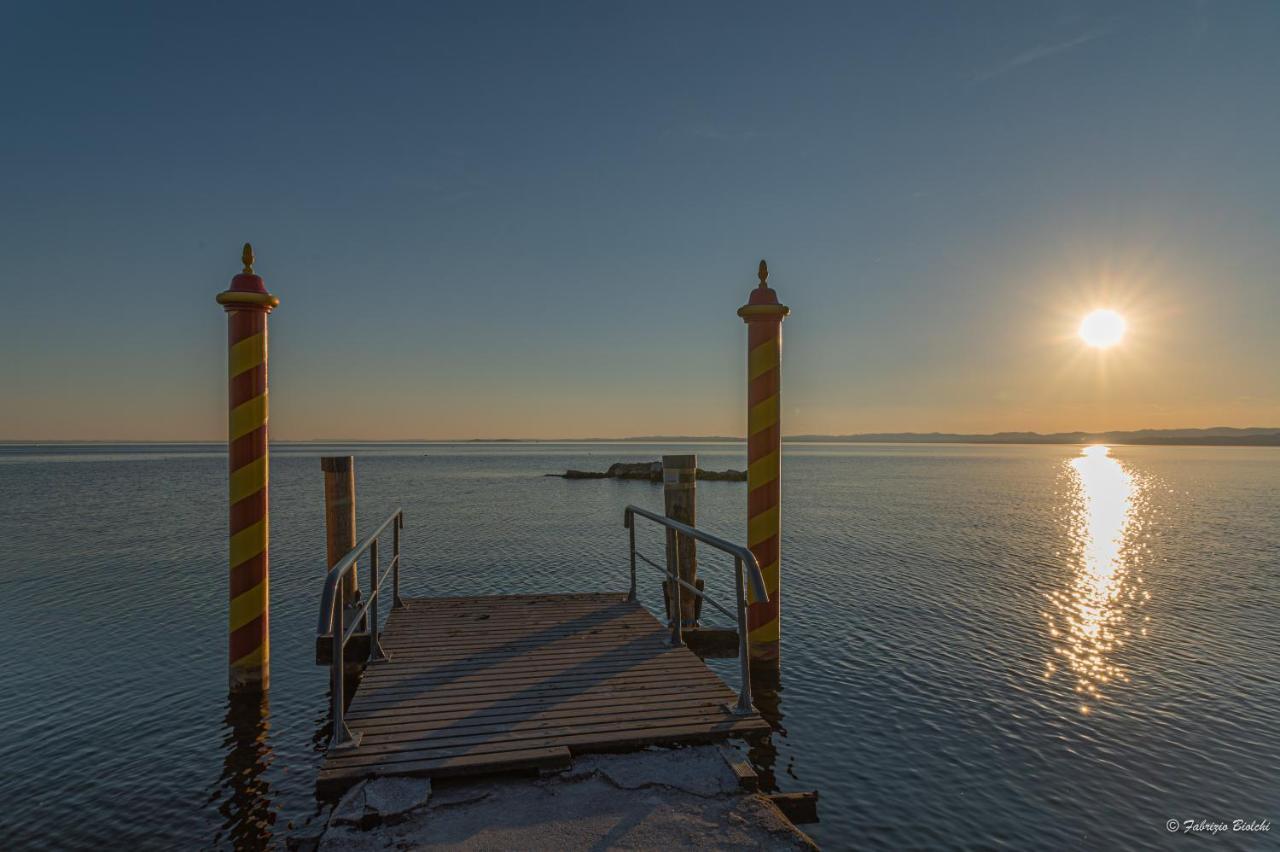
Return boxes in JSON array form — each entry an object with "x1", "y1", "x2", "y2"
[
  {"x1": 216, "y1": 243, "x2": 280, "y2": 693},
  {"x1": 738, "y1": 259, "x2": 789, "y2": 667}
]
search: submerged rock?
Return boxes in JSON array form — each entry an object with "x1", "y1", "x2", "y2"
[{"x1": 286, "y1": 804, "x2": 333, "y2": 852}]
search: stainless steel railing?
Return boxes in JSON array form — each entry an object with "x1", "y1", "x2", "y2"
[
  {"x1": 315, "y1": 507, "x2": 404, "y2": 750},
  {"x1": 623, "y1": 504, "x2": 768, "y2": 715}
]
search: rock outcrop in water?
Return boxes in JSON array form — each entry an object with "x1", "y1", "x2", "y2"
[
  {"x1": 548, "y1": 461, "x2": 746, "y2": 482},
  {"x1": 695, "y1": 468, "x2": 748, "y2": 481}
]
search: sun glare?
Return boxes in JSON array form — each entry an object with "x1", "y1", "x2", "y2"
[{"x1": 1079, "y1": 309, "x2": 1126, "y2": 348}]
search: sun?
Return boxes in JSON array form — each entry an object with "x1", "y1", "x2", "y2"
[{"x1": 1079, "y1": 309, "x2": 1126, "y2": 348}]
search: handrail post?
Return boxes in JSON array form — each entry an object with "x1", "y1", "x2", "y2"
[
  {"x1": 627, "y1": 517, "x2": 637, "y2": 603},
  {"x1": 368, "y1": 539, "x2": 390, "y2": 663},
  {"x1": 668, "y1": 536, "x2": 683, "y2": 647},
  {"x1": 733, "y1": 556, "x2": 754, "y2": 714},
  {"x1": 620, "y1": 505, "x2": 765, "y2": 713},
  {"x1": 329, "y1": 581, "x2": 361, "y2": 750},
  {"x1": 392, "y1": 511, "x2": 405, "y2": 609}
]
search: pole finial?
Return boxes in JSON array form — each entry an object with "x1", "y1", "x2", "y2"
[
  {"x1": 758, "y1": 259, "x2": 768, "y2": 288},
  {"x1": 242, "y1": 243, "x2": 255, "y2": 274}
]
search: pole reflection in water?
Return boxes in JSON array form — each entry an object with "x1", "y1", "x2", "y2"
[
  {"x1": 1046, "y1": 445, "x2": 1150, "y2": 714},
  {"x1": 747, "y1": 665, "x2": 792, "y2": 790},
  {"x1": 211, "y1": 692, "x2": 276, "y2": 849}
]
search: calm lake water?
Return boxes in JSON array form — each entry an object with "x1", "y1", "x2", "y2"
[{"x1": 1, "y1": 442, "x2": 1276, "y2": 850}]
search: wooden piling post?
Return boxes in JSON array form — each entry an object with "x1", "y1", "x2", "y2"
[
  {"x1": 738, "y1": 259, "x2": 788, "y2": 667},
  {"x1": 663, "y1": 454, "x2": 701, "y2": 626},
  {"x1": 216, "y1": 243, "x2": 280, "y2": 694},
  {"x1": 321, "y1": 456, "x2": 358, "y2": 601}
]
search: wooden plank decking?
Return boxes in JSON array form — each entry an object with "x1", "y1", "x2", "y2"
[{"x1": 318, "y1": 592, "x2": 771, "y2": 794}]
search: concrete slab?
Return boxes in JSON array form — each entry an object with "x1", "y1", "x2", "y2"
[{"x1": 311, "y1": 745, "x2": 816, "y2": 851}]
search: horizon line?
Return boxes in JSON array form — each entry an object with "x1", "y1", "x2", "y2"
[{"x1": 3, "y1": 425, "x2": 1277, "y2": 445}]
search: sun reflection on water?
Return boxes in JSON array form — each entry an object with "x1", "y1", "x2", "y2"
[{"x1": 1046, "y1": 445, "x2": 1149, "y2": 714}]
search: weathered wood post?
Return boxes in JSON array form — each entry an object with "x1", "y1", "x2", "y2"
[
  {"x1": 321, "y1": 456, "x2": 358, "y2": 601},
  {"x1": 663, "y1": 454, "x2": 701, "y2": 625},
  {"x1": 738, "y1": 259, "x2": 788, "y2": 668},
  {"x1": 216, "y1": 243, "x2": 279, "y2": 693}
]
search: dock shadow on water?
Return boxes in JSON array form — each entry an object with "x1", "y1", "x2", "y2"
[{"x1": 208, "y1": 693, "x2": 276, "y2": 850}]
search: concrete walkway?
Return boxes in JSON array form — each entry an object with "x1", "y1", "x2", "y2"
[{"x1": 298, "y1": 745, "x2": 816, "y2": 851}]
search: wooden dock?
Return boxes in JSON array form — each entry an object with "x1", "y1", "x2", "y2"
[{"x1": 317, "y1": 592, "x2": 772, "y2": 794}]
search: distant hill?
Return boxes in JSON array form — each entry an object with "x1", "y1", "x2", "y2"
[
  {"x1": 591, "y1": 428, "x2": 1280, "y2": 447},
  {"x1": 787, "y1": 427, "x2": 1280, "y2": 446}
]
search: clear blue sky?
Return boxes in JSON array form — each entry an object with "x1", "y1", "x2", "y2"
[{"x1": 2, "y1": 1, "x2": 1276, "y2": 440}]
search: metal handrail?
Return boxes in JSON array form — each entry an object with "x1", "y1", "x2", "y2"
[
  {"x1": 623, "y1": 504, "x2": 768, "y2": 715},
  {"x1": 315, "y1": 506, "x2": 404, "y2": 750}
]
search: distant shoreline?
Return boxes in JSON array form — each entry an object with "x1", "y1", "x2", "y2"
[{"x1": 3, "y1": 427, "x2": 1278, "y2": 448}]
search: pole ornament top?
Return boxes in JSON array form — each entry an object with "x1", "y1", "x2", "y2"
[
  {"x1": 738, "y1": 257, "x2": 789, "y2": 320},
  {"x1": 217, "y1": 241, "x2": 278, "y2": 310}
]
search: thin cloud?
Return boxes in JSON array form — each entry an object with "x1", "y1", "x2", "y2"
[{"x1": 973, "y1": 29, "x2": 1110, "y2": 83}]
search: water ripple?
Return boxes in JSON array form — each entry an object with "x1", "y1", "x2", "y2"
[{"x1": 0, "y1": 443, "x2": 1276, "y2": 849}]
